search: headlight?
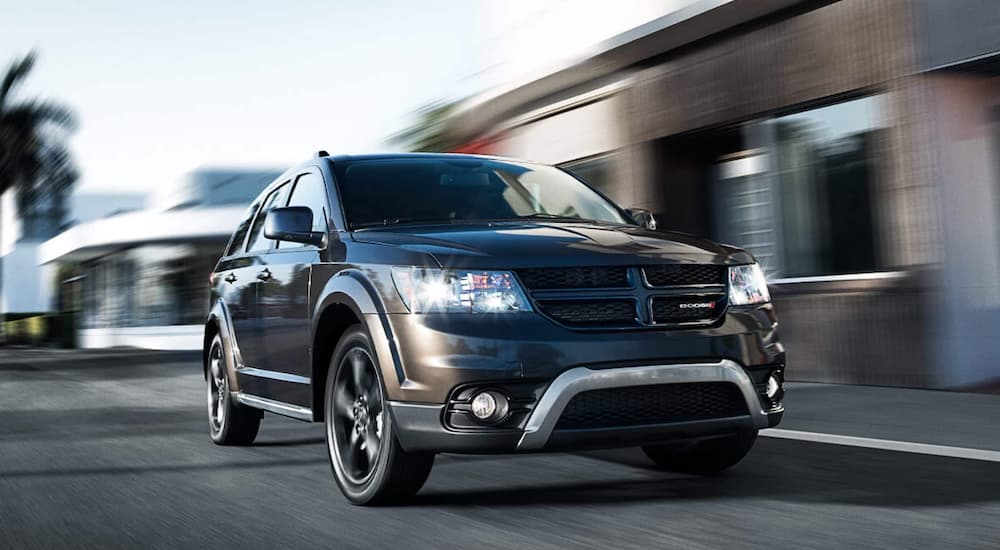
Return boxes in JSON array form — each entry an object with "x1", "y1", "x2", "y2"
[
  {"x1": 391, "y1": 267, "x2": 532, "y2": 313},
  {"x1": 728, "y1": 263, "x2": 770, "y2": 305}
]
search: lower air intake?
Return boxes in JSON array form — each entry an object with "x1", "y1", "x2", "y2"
[{"x1": 555, "y1": 382, "x2": 748, "y2": 430}]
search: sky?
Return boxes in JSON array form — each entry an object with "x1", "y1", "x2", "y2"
[{"x1": 0, "y1": 0, "x2": 485, "y2": 193}]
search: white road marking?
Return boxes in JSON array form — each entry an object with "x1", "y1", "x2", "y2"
[{"x1": 761, "y1": 428, "x2": 1000, "y2": 463}]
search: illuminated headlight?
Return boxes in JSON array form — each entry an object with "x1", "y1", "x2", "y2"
[
  {"x1": 728, "y1": 263, "x2": 770, "y2": 306},
  {"x1": 391, "y1": 267, "x2": 532, "y2": 313}
]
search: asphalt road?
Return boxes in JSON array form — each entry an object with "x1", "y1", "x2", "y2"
[{"x1": 2, "y1": 349, "x2": 999, "y2": 549}]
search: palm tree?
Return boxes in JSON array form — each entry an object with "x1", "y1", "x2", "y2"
[{"x1": 0, "y1": 51, "x2": 77, "y2": 318}]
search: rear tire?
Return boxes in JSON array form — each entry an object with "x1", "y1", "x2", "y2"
[
  {"x1": 207, "y1": 333, "x2": 262, "y2": 446},
  {"x1": 325, "y1": 325, "x2": 434, "y2": 506},
  {"x1": 642, "y1": 430, "x2": 757, "y2": 475}
]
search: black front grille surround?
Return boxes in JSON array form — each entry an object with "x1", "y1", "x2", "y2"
[
  {"x1": 517, "y1": 265, "x2": 729, "y2": 330},
  {"x1": 555, "y1": 381, "x2": 749, "y2": 430}
]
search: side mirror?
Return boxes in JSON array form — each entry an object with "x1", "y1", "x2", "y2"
[
  {"x1": 264, "y1": 206, "x2": 326, "y2": 247},
  {"x1": 625, "y1": 208, "x2": 657, "y2": 231}
]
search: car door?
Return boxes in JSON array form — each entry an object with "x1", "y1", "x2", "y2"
[
  {"x1": 216, "y1": 200, "x2": 261, "y2": 371},
  {"x1": 256, "y1": 169, "x2": 331, "y2": 407},
  {"x1": 234, "y1": 181, "x2": 290, "y2": 397}
]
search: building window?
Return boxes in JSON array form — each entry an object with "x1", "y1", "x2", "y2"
[
  {"x1": 80, "y1": 245, "x2": 220, "y2": 328},
  {"x1": 773, "y1": 96, "x2": 885, "y2": 277}
]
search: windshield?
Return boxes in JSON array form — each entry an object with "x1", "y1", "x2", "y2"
[{"x1": 334, "y1": 157, "x2": 630, "y2": 229}]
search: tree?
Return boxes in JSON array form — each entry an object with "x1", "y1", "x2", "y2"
[
  {"x1": 389, "y1": 100, "x2": 461, "y2": 152},
  {"x1": 0, "y1": 51, "x2": 77, "y2": 317}
]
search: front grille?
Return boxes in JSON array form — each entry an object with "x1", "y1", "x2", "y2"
[
  {"x1": 643, "y1": 264, "x2": 726, "y2": 287},
  {"x1": 555, "y1": 382, "x2": 748, "y2": 430},
  {"x1": 520, "y1": 264, "x2": 729, "y2": 329},
  {"x1": 651, "y1": 295, "x2": 726, "y2": 325},
  {"x1": 535, "y1": 299, "x2": 637, "y2": 327},
  {"x1": 517, "y1": 267, "x2": 629, "y2": 290}
]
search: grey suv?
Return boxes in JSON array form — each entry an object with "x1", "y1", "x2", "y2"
[{"x1": 204, "y1": 153, "x2": 784, "y2": 505}]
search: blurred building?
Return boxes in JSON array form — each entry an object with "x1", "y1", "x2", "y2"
[
  {"x1": 39, "y1": 168, "x2": 282, "y2": 349},
  {"x1": 68, "y1": 190, "x2": 147, "y2": 226},
  {"x1": 2, "y1": 183, "x2": 147, "y2": 317},
  {"x1": 0, "y1": 184, "x2": 74, "y2": 315},
  {"x1": 448, "y1": 0, "x2": 1000, "y2": 389}
]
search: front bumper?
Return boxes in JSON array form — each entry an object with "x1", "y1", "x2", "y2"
[
  {"x1": 390, "y1": 359, "x2": 783, "y2": 454},
  {"x1": 371, "y1": 303, "x2": 783, "y2": 454},
  {"x1": 371, "y1": 303, "x2": 783, "y2": 403}
]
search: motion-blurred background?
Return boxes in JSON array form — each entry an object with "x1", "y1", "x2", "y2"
[{"x1": 2, "y1": 0, "x2": 999, "y2": 391}]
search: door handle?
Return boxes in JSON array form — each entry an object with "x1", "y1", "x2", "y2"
[
  {"x1": 224, "y1": 273, "x2": 237, "y2": 284},
  {"x1": 257, "y1": 268, "x2": 272, "y2": 281}
]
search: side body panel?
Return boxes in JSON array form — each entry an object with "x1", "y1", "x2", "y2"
[
  {"x1": 254, "y1": 249, "x2": 317, "y2": 406},
  {"x1": 215, "y1": 256, "x2": 260, "y2": 373}
]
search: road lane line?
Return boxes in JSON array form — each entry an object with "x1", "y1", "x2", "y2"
[{"x1": 761, "y1": 428, "x2": 1000, "y2": 463}]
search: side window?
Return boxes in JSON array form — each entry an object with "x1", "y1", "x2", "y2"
[
  {"x1": 289, "y1": 171, "x2": 330, "y2": 230},
  {"x1": 245, "y1": 182, "x2": 290, "y2": 253},
  {"x1": 224, "y1": 201, "x2": 260, "y2": 257},
  {"x1": 278, "y1": 171, "x2": 330, "y2": 250}
]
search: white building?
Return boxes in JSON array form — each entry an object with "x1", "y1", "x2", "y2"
[
  {"x1": 39, "y1": 168, "x2": 282, "y2": 349},
  {"x1": 2, "y1": 185, "x2": 147, "y2": 317}
]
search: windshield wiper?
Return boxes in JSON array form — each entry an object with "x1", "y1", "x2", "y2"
[
  {"x1": 514, "y1": 213, "x2": 582, "y2": 221},
  {"x1": 352, "y1": 217, "x2": 455, "y2": 230},
  {"x1": 502, "y1": 213, "x2": 608, "y2": 223},
  {"x1": 352, "y1": 213, "x2": 605, "y2": 229}
]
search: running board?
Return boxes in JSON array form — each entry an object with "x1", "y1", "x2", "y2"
[{"x1": 234, "y1": 392, "x2": 313, "y2": 421}]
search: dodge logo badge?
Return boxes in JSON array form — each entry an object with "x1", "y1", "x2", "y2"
[{"x1": 678, "y1": 302, "x2": 716, "y2": 309}]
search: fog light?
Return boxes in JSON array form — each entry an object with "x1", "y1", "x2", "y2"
[
  {"x1": 470, "y1": 391, "x2": 509, "y2": 423},
  {"x1": 471, "y1": 392, "x2": 496, "y2": 419},
  {"x1": 766, "y1": 374, "x2": 781, "y2": 399}
]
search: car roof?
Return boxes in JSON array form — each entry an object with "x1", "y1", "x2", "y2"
[{"x1": 327, "y1": 152, "x2": 530, "y2": 164}]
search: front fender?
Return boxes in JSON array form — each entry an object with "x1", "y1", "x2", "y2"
[
  {"x1": 205, "y1": 299, "x2": 243, "y2": 392},
  {"x1": 311, "y1": 269, "x2": 407, "y2": 395}
]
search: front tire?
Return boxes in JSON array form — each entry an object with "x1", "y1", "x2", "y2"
[
  {"x1": 642, "y1": 430, "x2": 757, "y2": 475},
  {"x1": 325, "y1": 325, "x2": 434, "y2": 506},
  {"x1": 207, "y1": 333, "x2": 262, "y2": 446}
]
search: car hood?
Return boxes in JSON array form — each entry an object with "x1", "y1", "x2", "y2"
[{"x1": 351, "y1": 222, "x2": 753, "y2": 268}]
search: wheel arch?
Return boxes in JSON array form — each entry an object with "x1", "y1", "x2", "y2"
[
  {"x1": 203, "y1": 318, "x2": 218, "y2": 381},
  {"x1": 311, "y1": 270, "x2": 404, "y2": 421},
  {"x1": 204, "y1": 299, "x2": 242, "y2": 391}
]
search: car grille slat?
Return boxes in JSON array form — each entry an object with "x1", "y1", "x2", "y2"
[
  {"x1": 555, "y1": 382, "x2": 748, "y2": 430},
  {"x1": 643, "y1": 264, "x2": 726, "y2": 287},
  {"x1": 516, "y1": 267, "x2": 629, "y2": 290},
  {"x1": 534, "y1": 300, "x2": 637, "y2": 327}
]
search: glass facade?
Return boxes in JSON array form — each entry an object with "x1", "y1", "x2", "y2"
[
  {"x1": 773, "y1": 97, "x2": 884, "y2": 277},
  {"x1": 80, "y1": 245, "x2": 219, "y2": 329},
  {"x1": 713, "y1": 96, "x2": 886, "y2": 279}
]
